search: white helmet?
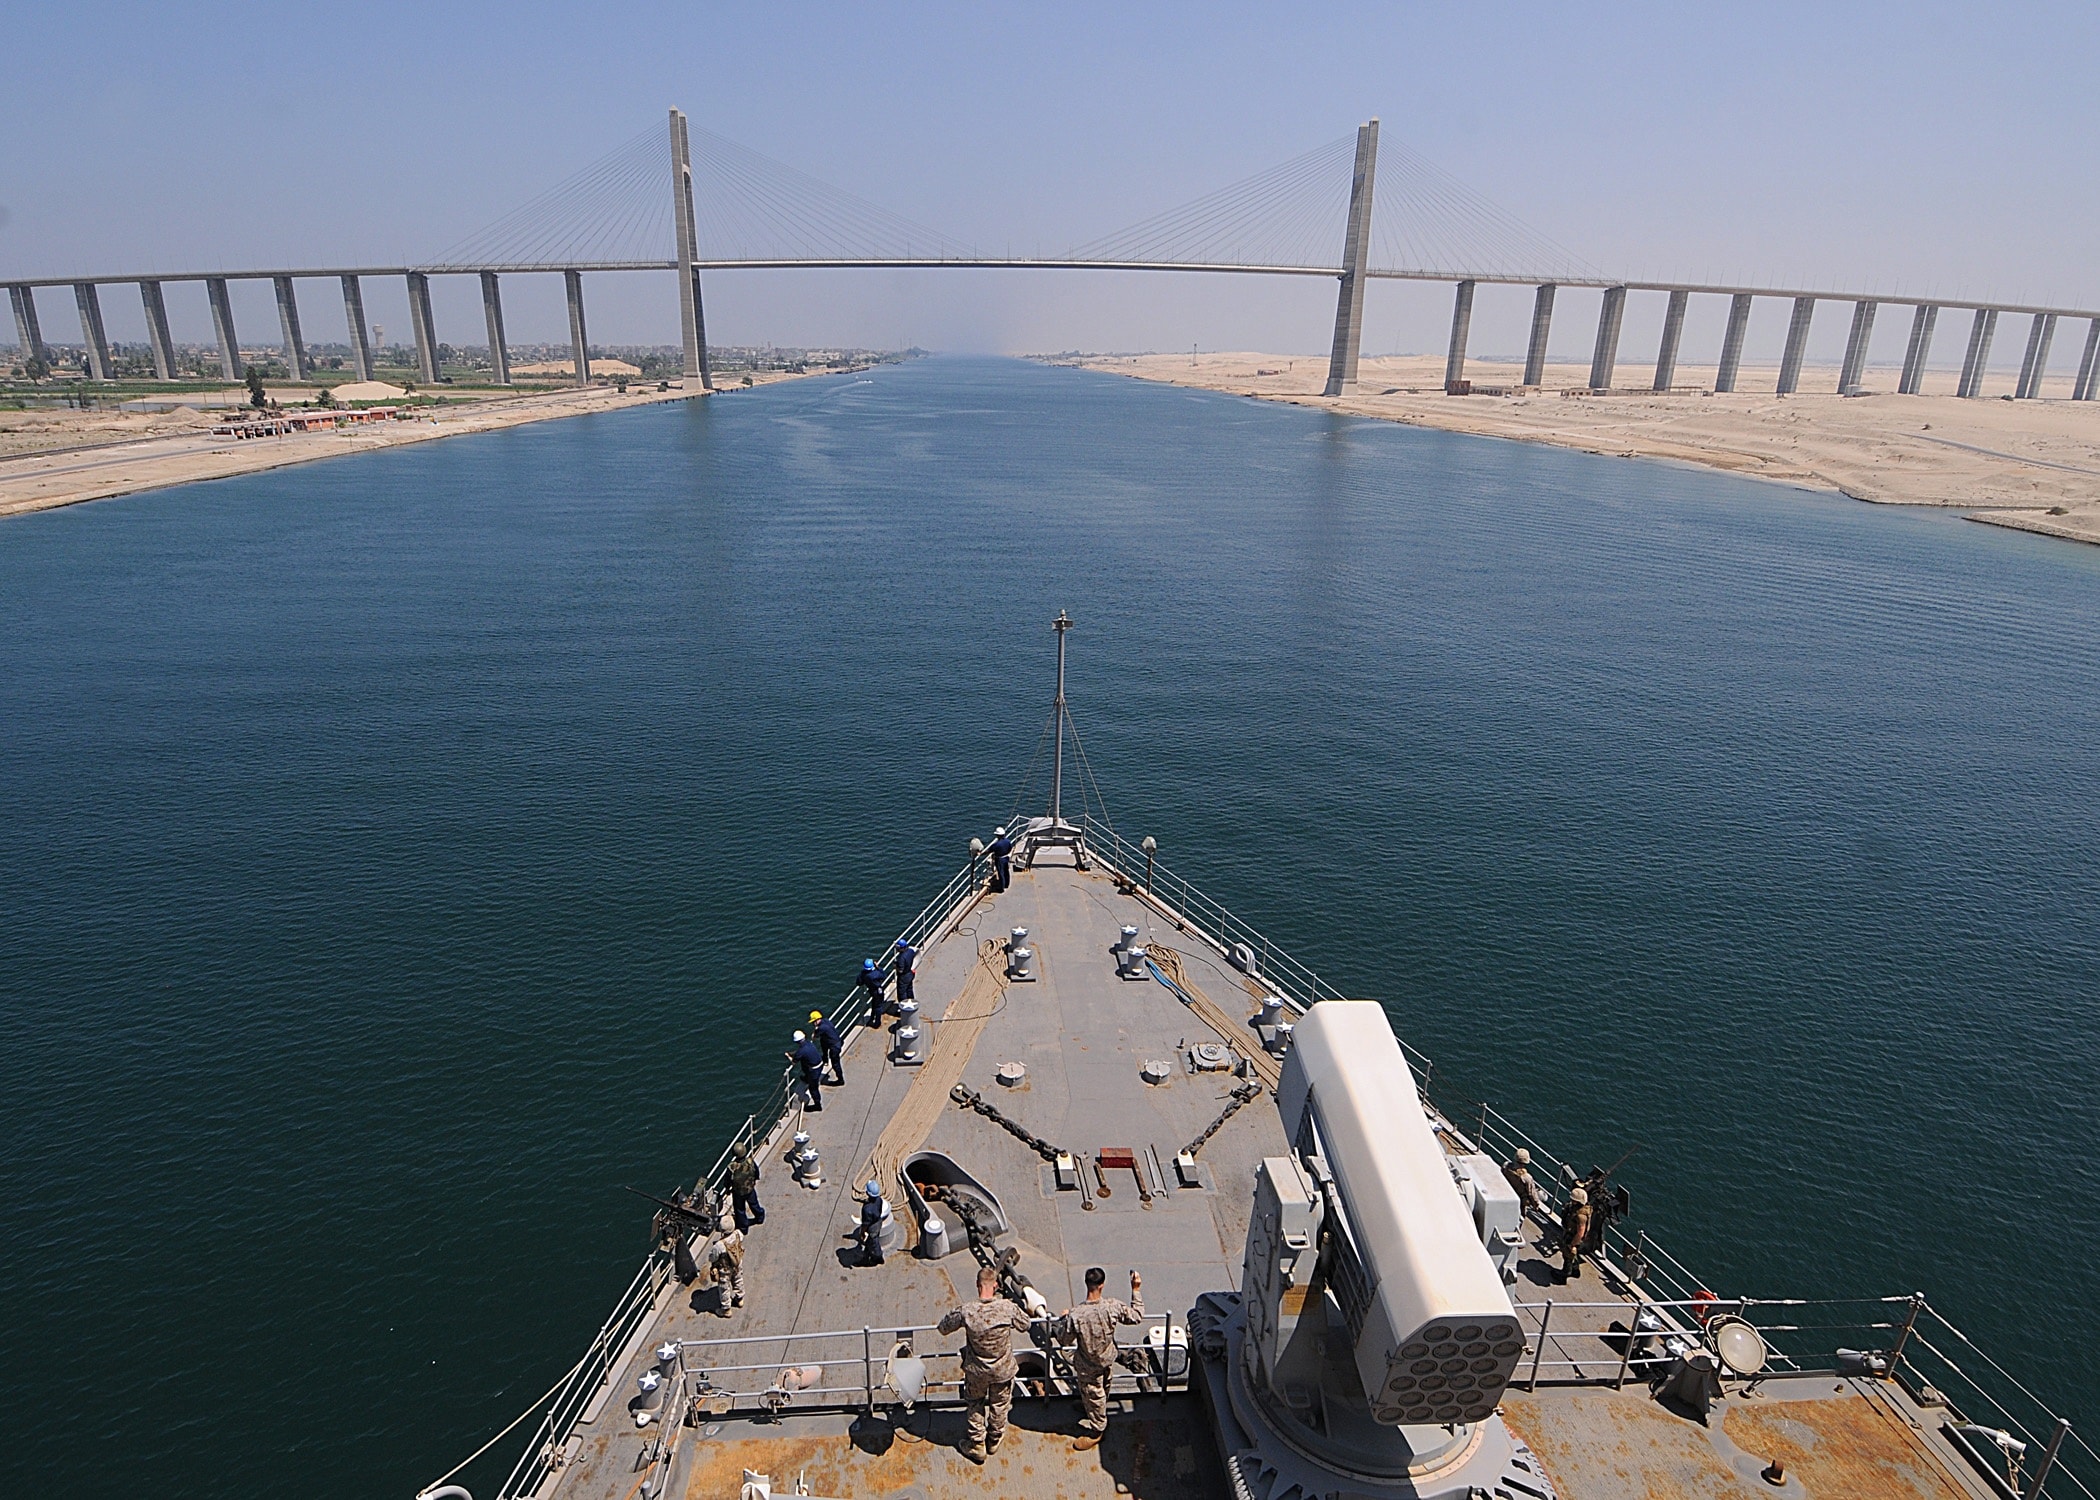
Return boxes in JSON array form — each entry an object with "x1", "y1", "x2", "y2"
[{"x1": 792, "y1": 1030, "x2": 806, "y2": 1043}]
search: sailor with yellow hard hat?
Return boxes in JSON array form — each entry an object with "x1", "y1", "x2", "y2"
[{"x1": 811, "y1": 1009, "x2": 845, "y2": 1086}]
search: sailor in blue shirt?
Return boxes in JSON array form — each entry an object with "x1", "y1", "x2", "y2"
[
  {"x1": 789, "y1": 1029, "x2": 827, "y2": 1111},
  {"x1": 858, "y1": 957, "x2": 890, "y2": 1019},
  {"x1": 810, "y1": 1009, "x2": 845, "y2": 1085},
  {"x1": 989, "y1": 827, "x2": 1015, "y2": 892},
  {"x1": 892, "y1": 938, "x2": 918, "y2": 1004},
  {"x1": 858, "y1": 1179, "x2": 889, "y2": 1265}
]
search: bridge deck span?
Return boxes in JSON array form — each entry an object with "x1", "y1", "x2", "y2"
[{"x1": 7, "y1": 260, "x2": 2096, "y2": 320}]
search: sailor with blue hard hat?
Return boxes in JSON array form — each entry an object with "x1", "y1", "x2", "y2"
[
  {"x1": 857, "y1": 956, "x2": 890, "y2": 1020},
  {"x1": 858, "y1": 1177, "x2": 889, "y2": 1265},
  {"x1": 893, "y1": 937, "x2": 919, "y2": 1004}
]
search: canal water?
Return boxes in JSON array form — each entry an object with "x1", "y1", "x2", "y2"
[{"x1": 2, "y1": 358, "x2": 2095, "y2": 1497}]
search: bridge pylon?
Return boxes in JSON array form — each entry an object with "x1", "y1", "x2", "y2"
[
  {"x1": 670, "y1": 108, "x2": 714, "y2": 390},
  {"x1": 1322, "y1": 118, "x2": 1379, "y2": 397}
]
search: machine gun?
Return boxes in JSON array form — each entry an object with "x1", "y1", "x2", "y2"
[
  {"x1": 1565, "y1": 1148, "x2": 1637, "y2": 1255},
  {"x1": 625, "y1": 1185, "x2": 719, "y2": 1248}
]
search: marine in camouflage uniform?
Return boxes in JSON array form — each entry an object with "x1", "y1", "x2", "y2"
[
  {"x1": 1058, "y1": 1268, "x2": 1143, "y2": 1450},
  {"x1": 727, "y1": 1145, "x2": 764, "y2": 1233},
  {"x1": 1560, "y1": 1188, "x2": 1592, "y2": 1282},
  {"x1": 705, "y1": 1227, "x2": 745, "y2": 1316},
  {"x1": 1501, "y1": 1148, "x2": 1545, "y2": 1217},
  {"x1": 937, "y1": 1266, "x2": 1034, "y2": 1463}
]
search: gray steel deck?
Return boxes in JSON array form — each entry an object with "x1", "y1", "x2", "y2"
[{"x1": 531, "y1": 854, "x2": 2007, "y2": 1500}]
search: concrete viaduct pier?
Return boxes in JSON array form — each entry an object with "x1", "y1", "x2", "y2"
[
  {"x1": 1652, "y1": 289, "x2": 1689, "y2": 391},
  {"x1": 1521, "y1": 285, "x2": 1555, "y2": 387},
  {"x1": 1899, "y1": 305, "x2": 1938, "y2": 395},
  {"x1": 1408, "y1": 275, "x2": 2095, "y2": 403}
]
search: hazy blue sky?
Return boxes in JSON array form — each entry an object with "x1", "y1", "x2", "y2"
[{"x1": 4, "y1": 1, "x2": 2095, "y2": 370}]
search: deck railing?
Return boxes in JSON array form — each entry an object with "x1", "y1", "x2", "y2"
[
  {"x1": 461, "y1": 830, "x2": 2087, "y2": 1500},
  {"x1": 487, "y1": 855, "x2": 989, "y2": 1500},
  {"x1": 670, "y1": 1312, "x2": 1185, "y2": 1416},
  {"x1": 1084, "y1": 817, "x2": 2091, "y2": 1500},
  {"x1": 1080, "y1": 815, "x2": 1439, "y2": 1081},
  {"x1": 487, "y1": 1254, "x2": 675, "y2": 1500},
  {"x1": 1509, "y1": 1293, "x2": 1904, "y2": 1385}
]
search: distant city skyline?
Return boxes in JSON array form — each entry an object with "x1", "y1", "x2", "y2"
[{"x1": 3, "y1": 1, "x2": 2095, "y2": 371}]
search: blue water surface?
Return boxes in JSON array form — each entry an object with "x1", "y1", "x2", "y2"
[{"x1": 2, "y1": 358, "x2": 2094, "y2": 1496}]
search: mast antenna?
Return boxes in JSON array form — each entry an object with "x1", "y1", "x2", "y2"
[
  {"x1": 1050, "y1": 610, "x2": 1072, "y2": 826},
  {"x1": 1018, "y1": 610, "x2": 1090, "y2": 872}
]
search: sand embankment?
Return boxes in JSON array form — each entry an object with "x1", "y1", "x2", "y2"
[
  {"x1": 1060, "y1": 352, "x2": 2100, "y2": 547},
  {"x1": 0, "y1": 374, "x2": 809, "y2": 519}
]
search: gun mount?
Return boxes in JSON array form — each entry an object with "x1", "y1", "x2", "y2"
[{"x1": 1191, "y1": 1002, "x2": 1547, "y2": 1500}]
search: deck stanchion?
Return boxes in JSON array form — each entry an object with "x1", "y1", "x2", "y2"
[
  {"x1": 862, "y1": 1327, "x2": 875, "y2": 1415},
  {"x1": 1528, "y1": 1301, "x2": 1554, "y2": 1391},
  {"x1": 2024, "y1": 1416, "x2": 2070, "y2": 1498},
  {"x1": 1614, "y1": 1299, "x2": 1641, "y2": 1389},
  {"x1": 1886, "y1": 1292, "x2": 1925, "y2": 1374}
]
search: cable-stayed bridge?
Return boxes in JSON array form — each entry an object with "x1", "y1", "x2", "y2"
[{"x1": 9, "y1": 107, "x2": 2099, "y2": 403}]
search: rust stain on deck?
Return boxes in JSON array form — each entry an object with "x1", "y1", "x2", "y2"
[
  {"x1": 1725, "y1": 1389, "x2": 1971, "y2": 1500},
  {"x1": 676, "y1": 1414, "x2": 1221, "y2": 1500}
]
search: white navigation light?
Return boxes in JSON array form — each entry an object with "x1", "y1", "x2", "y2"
[{"x1": 887, "y1": 1348, "x2": 927, "y2": 1406}]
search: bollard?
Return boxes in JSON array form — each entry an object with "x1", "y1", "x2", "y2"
[{"x1": 893, "y1": 1000, "x2": 923, "y2": 1064}]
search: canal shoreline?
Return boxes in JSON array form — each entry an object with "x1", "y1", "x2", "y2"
[
  {"x1": 1055, "y1": 352, "x2": 2100, "y2": 549},
  {"x1": 0, "y1": 374, "x2": 816, "y2": 520}
]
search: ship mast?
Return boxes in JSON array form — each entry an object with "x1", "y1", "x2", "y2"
[
  {"x1": 1020, "y1": 610, "x2": 1088, "y2": 871},
  {"x1": 1050, "y1": 610, "x2": 1071, "y2": 826}
]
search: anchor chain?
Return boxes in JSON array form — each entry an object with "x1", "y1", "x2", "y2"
[
  {"x1": 1181, "y1": 1081, "x2": 1264, "y2": 1160},
  {"x1": 950, "y1": 1083, "x2": 1066, "y2": 1163}
]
